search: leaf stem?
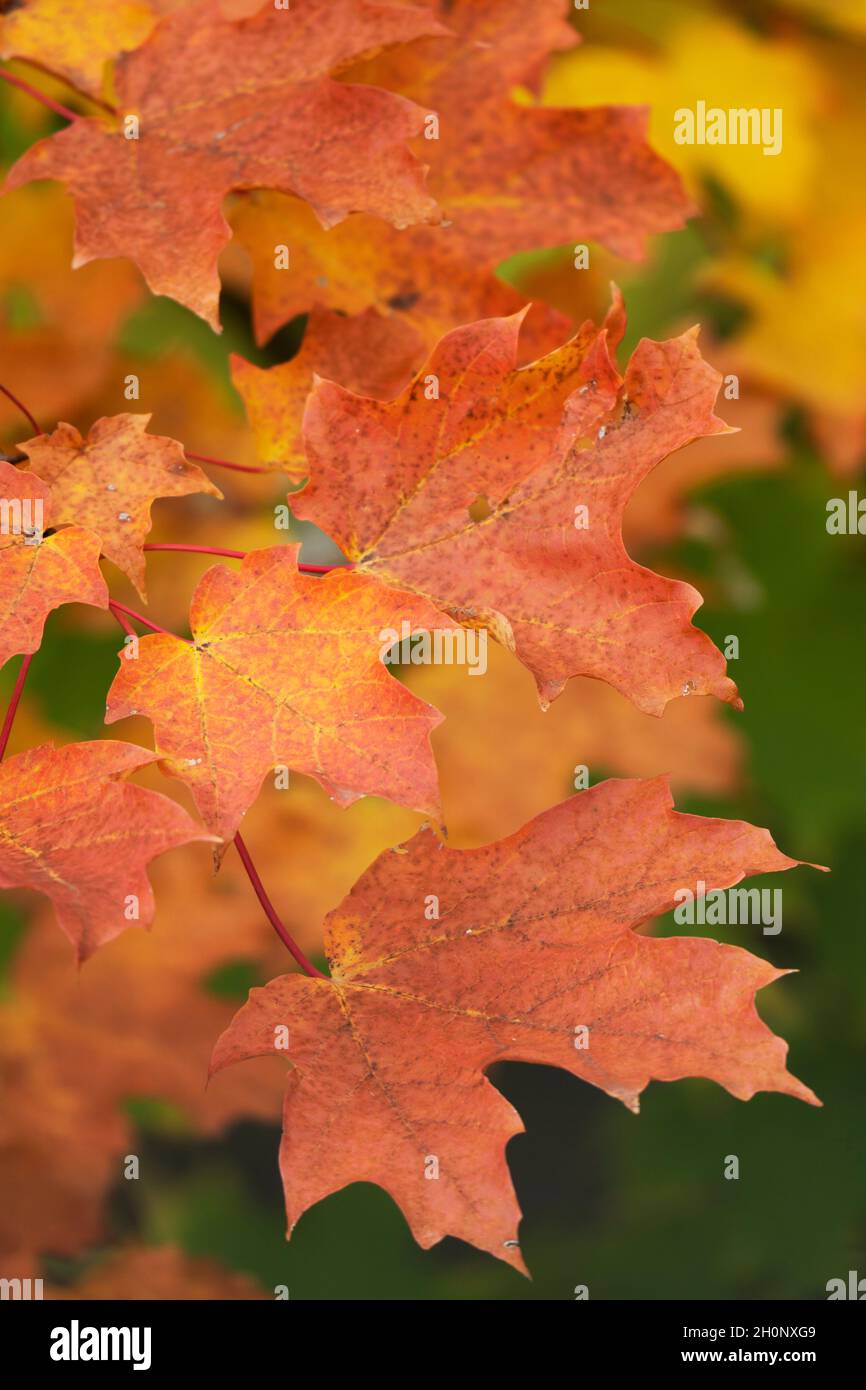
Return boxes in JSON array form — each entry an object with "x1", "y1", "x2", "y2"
[
  {"x1": 234, "y1": 832, "x2": 328, "y2": 979},
  {"x1": 0, "y1": 381, "x2": 41, "y2": 436},
  {"x1": 142, "y1": 543, "x2": 349, "y2": 574},
  {"x1": 0, "y1": 653, "x2": 33, "y2": 760},
  {"x1": 0, "y1": 66, "x2": 82, "y2": 123},
  {"x1": 108, "y1": 599, "x2": 185, "y2": 640},
  {"x1": 107, "y1": 604, "x2": 136, "y2": 638},
  {"x1": 143, "y1": 542, "x2": 247, "y2": 560},
  {"x1": 295, "y1": 561, "x2": 348, "y2": 575},
  {"x1": 11, "y1": 56, "x2": 118, "y2": 117},
  {"x1": 185, "y1": 451, "x2": 273, "y2": 475}
]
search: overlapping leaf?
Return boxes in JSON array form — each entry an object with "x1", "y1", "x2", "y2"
[
  {"x1": 19, "y1": 414, "x2": 221, "y2": 596},
  {"x1": 231, "y1": 308, "x2": 423, "y2": 479},
  {"x1": 0, "y1": 0, "x2": 832, "y2": 1292},
  {"x1": 0, "y1": 0, "x2": 160, "y2": 98},
  {"x1": 299, "y1": 295, "x2": 740, "y2": 713},
  {"x1": 234, "y1": 0, "x2": 691, "y2": 344},
  {"x1": 406, "y1": 641, "x2": 742, "y2": 847},
  {"x1": 231, "y1": 190, "x2": 573, "y2": 353},
  {"x1": 212, "y1": 776, "x2": 819, "y2": 1272},
  {"x1": 0, "y1": 460, "x2": 107, "y2": 668},
  {"x1": 105, "y1": 545, "x2": 448, "y2": 842},
  {"x1": 350, "y1": 0, "x2": 693, "y2": 264},
  {"x1": 0, "y1": 740, "x2": 213, "y2": 959},
  {"x1": 4, "y1": 0, "x2": 445, "y2": 327}
]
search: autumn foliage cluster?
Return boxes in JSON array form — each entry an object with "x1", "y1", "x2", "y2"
[{"x1": 0, "y1": 0, "x2": 841, "y2": 1295}]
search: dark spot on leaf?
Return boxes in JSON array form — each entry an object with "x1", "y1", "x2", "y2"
[{"x1": 387, "y1": 290, "x2": 420, "y2": 312}]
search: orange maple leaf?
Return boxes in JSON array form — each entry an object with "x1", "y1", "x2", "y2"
[
  {"x1": 18, "y1": 414, "x2": 222, "y2": 597},
  {"x1": 298, "y1": 294, "x2": 741, "y2": 713},
  {"x1": 105, "y1": 545, "x2": 448, "y2": 842},
  {"x1": 212, "y1": 777, "x2": 821, "y2": 1273},
  {"x1": 4, "y1": 0, "x2": 446, "y2": 327},
  {"x1": 0, "y1": 740, "x2": 214, "y2": 960},
  {"x1": 351, "y1": 0, "x2": 693, "y2": 264},
  {"x1": 230, "y1": 191, "x2": 573, "y2": 353},
  {"x1": 0, "y1": 460, "x2": 107, "y2": 668},
  {"x1": 232, "y1": 0, "x2": 691, "y2": 346}
]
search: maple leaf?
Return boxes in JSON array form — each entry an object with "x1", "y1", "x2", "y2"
[
  {"x1": 0, "y1": 0, "x2": 159, "y2": 99},
  {"x1": 230, "y1": 190, "x2": 573, "y2": 353},
  {"x1": 0, "y1": 460, "x2": 107, "y2": 669},
  {"x1": 231, "y1": 308, "x2": 424, "y2": 480},
  {"x1": 18, "y1": 414, "x2": 222, "y2": 597},
  {"x1": 211, "y1": 776, "x2": 820, "y2": 1272},
  {"x1": 4, "y1": 0, "x2": 446, "y2": 327},
  {"x1": 298, "y1": 294, "x2": 741, "y2": 713},
  {"x1": 348, "y1": 0, "x2": 693, "y2": 265},
  {"x1": 0, "y1": 740, "x2": 214, "y2": 960},
  {"x1": 105, "y1": 545, "x2": 448, "y2": 843},
  {"x1": 232, "y1": 0, "x2": 691, "y2": 346}
]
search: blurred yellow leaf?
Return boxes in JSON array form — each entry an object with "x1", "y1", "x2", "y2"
[
  {"x1": 0, "y1": 0, "x2": 157, "y2": 99},
  {"x1": 543, "y1": 17, "x2": 824, "y2": 221},
  {"x1": 703, "y1": 37, "x2": 866, "y2": 466}
]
